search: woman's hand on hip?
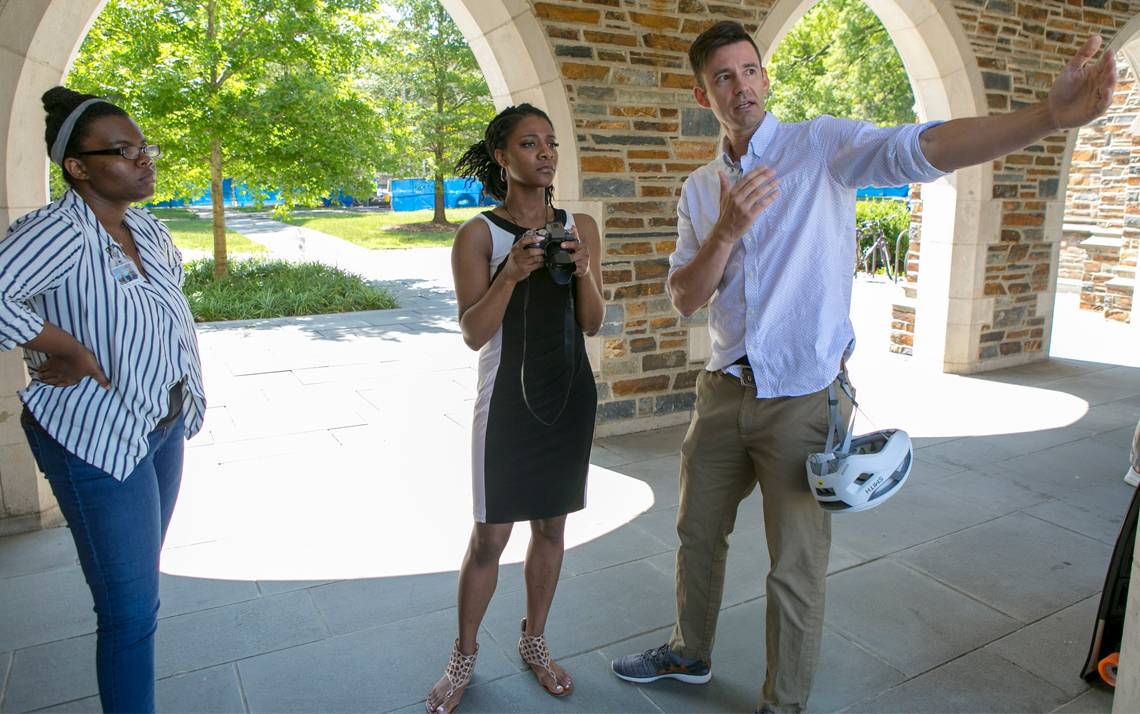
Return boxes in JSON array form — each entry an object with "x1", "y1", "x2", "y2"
[{"x1": 39, "y1": 348, "x2": 110, "y2": 389}]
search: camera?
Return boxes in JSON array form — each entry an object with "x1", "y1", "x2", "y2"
[{"x1": 530, "y1": 221, "x2": 578, "y2": 285}]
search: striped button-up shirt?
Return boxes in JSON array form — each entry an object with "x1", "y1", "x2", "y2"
[
  {"x1": 669, "y1": 113, "x2": 947, "y2": 397},
  {"x1": 0, "y1": 190, "x2": 205, "y2": 480}
]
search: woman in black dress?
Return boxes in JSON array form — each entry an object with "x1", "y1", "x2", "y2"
[{"x1": 425, "y1": 104, "x2": 603, "y2": 713}]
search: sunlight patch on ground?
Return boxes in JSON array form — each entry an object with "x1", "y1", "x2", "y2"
[
  {"x1": 1050, "y1": 292, "x2": 1140, "y2": 368},
  {"x1": 158, "y1": 280, "x2": 1130, "y2": 583},
  {"x1": 845, "y1": 279, "x2": 1090, "y2": 438},
  {"x1": 161, "y1": 450, "x2": 653, "y2": 582},
  {"x1": 849, "y1": 358, "x2": 1089, "y2": 438}
]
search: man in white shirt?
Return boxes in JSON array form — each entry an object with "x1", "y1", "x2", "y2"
[{"x1": 611, "y1": 19, "x2": 1116, "y2": 713}]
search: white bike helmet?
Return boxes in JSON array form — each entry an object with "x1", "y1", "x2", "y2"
[{"x1": 805, "y1": 375, "x2": 912, "y2": 513}]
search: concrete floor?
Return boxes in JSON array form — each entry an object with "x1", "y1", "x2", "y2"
[{"x1": 1, "y1": 228, "x2": 1137, "y2": 713}]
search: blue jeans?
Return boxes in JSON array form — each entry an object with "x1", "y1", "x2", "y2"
[{"x1": 22, "y1": 410, "x2": 185, "y2": 714}]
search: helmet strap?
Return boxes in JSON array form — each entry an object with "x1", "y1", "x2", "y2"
[{"x1": 824, "y1": 375, "x2": 859, "y2": 455}]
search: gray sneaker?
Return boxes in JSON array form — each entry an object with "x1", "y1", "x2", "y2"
[{"x1": 611, "y1": 643, "x2": 712, "y2": 684}]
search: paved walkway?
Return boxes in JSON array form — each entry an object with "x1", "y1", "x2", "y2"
[
  {"x1": 1, "y1": 215, "x2": 1138, "y2": 712},
  {"x1": 222, "y1": 210, "x2": 457, "y2": 315}
]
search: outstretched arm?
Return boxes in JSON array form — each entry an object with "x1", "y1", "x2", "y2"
[{"x1": 920, "y1": 36, "x2": 1116, "y2": 172}]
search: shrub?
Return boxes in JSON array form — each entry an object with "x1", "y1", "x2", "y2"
[{"x1": 182, "y1": 258, "x2": 397, "y2": 322}]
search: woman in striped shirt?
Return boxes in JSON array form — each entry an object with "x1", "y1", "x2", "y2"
[{"x1": 0, "y1": 86, "x2": 205, "y2": 713}]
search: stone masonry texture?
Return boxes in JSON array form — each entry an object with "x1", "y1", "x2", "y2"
[
  {"x1": 531, "y1": 0, "x2": 1140, "y2": 421},
  {"x1": 1062, "y1": 55, "x2": 1138, "y2": 322}
]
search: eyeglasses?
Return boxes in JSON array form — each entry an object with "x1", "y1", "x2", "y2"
[{"x1": 76, "y1": 144, "x2": 162, "y2": 161}]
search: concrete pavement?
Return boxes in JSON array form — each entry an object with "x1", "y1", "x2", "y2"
[{"x1": 0, "y1": 216, "x2": 1137, "y2": 712}]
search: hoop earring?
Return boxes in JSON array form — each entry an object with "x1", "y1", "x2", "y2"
[{"x1": 500, "y1": 166, "x2": 507, "y2": 183}]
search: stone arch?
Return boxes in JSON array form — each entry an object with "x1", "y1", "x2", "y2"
[
  {"x1": 756, "y1": 0, "x2": 991, "y2": 371},
  {"x1": 1054, "y1": 17, "x2": 1140, "y2": 329},
  {"x1": 0, "y1": 0, "x2": 581, "y2": 220},
  {"x1": 757, "y1": 0, "x2": 985, "y2": 124},
  {"x1": 0, "y1": 0, "x2": 583, "y2": 531},
  {"x1": 1111, "y1": 12, "x2": 1140, "y2": 63},
  {"x1": 1, "y1": 0, "x2": 107, "y2": 225},
  {"x1": 0, "y1": 0, "x2": 109, "y2": 532},
  {"x1": 1117, "y1": 27, "x2": 1140, "y2": 333},
  {"x1": 442, "y1": 0, "x2": 581, "y2": 205}
]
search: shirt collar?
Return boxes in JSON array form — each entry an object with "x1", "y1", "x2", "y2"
[
  {"x1": 719, "y1": 112, "x2": 781, "y2": 172},
  {"x1": 60, "y1": 188, "x2": 83, "y2": 213},
  {"x1": 61, "y1": 188, "x2": 101, "y2": 233}
]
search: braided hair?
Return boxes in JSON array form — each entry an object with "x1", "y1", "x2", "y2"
[
  {"x1": 42, "y1": 86, "x2": 129, "y2": 184},
  {"x1": 454, "y1": 103, "x2": 555, "y2": 206}
]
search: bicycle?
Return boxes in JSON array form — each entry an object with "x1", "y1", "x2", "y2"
[{"x1": 855, "y1": 220, "x2": 910, "y2": 282}]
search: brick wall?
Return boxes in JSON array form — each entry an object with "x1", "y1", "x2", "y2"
[
  {"x1": 889, "y1": 183, "x2": 923, "y2": 355},
  {"x1": 1062, "y1": 54, "x2": 1138, "y2": 321},
  {"x1": 531, "y1": 0, "x2": 1140, "y2": 423},
  {"x1": 536, "y1": 0, "x2": 765, "y2": 425},
  {"x1": 954, "y1": 0, "x2": 1140, "y2": 348},
  {"x1": 1066, "y1": 57, "x2": 1137, "y2": 226}
]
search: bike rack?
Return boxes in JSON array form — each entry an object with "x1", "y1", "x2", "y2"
[{"x1": 893, "y1": 228, "x2": 909, "y2": 283}]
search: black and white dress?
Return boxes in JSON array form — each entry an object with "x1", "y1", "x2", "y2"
[{"x1": 467, "y1": 209, "x2": 597, "y2": 523}]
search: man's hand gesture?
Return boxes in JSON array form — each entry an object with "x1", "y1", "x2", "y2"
[
  {"x1": 713, "y1": 166, "x2": 779, "y2": 245},
  {"x1": 1048, "y1": 35, "x2": 1117, "y2": 130}
]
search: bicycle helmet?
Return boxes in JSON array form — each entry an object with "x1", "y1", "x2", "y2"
[{"x1": 805, "y1": 375, "x2": 912, "y2": 513}]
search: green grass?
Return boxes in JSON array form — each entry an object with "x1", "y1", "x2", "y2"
[
  {"x1": 149, "y1": 208, "x2": 197, "y2": 220},
  {"x1": 182, "y1": 258, "x2": 397, "y2": 322},
  {"x1": 282, "y1": 207, "x2": 485, "y2": 249},
  {"x1": 150, "y1": 208, "x2": 268, "y2": 255}
]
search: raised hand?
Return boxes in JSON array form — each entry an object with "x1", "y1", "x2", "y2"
[
  {"x1": 1048, "y1": 35, "x2": 1117, "y2": 130},
  {"x1": 713, "y1": 166, "x2": 779, "y2": 244}
]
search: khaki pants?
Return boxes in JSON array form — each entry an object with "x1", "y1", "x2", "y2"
[{"x1": 668, "y1": 369, "x2": 852, "y2": 712}]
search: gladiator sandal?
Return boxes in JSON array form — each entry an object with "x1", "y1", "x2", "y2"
[
  {"x1": 431, "y1": 639, "x2": 477, "y2": 713},
  {"x1": 518, "y1": 618, "x2": 571, "y2": 697}
]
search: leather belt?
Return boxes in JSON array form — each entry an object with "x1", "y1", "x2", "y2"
[{"x1": 723, "y1": 355, "x2": 756, "y2": 388}]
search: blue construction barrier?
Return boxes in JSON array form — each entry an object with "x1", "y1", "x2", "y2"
[
  {"x1": 149, "y1": 179, "x2": 286, "y2": 209},
  {"x1": 856, "y1": 185, "x2": 909, "y2": 200},
  {"x1": 321, "y1": 190, "x2": 359, "y2": 207},
  {"x1": 391, "y1": 178, "x2": 497, "y2": 212}
]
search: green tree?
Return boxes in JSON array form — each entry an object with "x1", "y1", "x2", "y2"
[
  {"x1": 367, "y1": 0, "x2": 495, "y2": 224},
  {"x1": 766, "y1": 0, "x2": 916, "y2": 127},
  {"x1": 68, "y1": 0, "x2": 387, "y2": 277}
]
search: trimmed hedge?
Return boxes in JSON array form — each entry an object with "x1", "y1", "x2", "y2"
[{"x1": 182, "y1": 258, "x2": 397, "y2": 322}]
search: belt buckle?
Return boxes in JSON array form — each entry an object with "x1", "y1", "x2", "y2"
[{"x1": 740, "y1": 366, "x2": 756, "y2": 388}]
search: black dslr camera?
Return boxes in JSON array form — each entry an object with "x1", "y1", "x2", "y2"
[{"x1": 531, "y1": 221, "x2": 578, "y2": 285}]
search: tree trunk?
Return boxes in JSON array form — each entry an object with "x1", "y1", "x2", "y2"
[
  {"x1": 210, "y1": 138, "x2": 228, "y2": 279},
  {"x1": 206, "y1": 0, "x2": 227, "y2": 279},
  {"x1": 432, "y1": 168, "x2": 447, "y2": 225},
  {"x1": 432, "y1": 85, "x2": 447, "y2": 224}
]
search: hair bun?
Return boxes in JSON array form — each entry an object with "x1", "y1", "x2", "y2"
[{"x1": 41, "y1": 86, "x2": 91, "y2": 115}]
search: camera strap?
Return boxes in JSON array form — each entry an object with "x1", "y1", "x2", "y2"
[{"x1": 519, "y1": 211, "x2": 578, "y2": 427}]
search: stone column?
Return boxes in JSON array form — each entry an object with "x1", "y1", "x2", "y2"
[
  {"x1": 0, "y1": 353, "x2": 57, "y2": 536},
  {"x1": 0, "y1": 0, "x2": 103, "y2": 533}
]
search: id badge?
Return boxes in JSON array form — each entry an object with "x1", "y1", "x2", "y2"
[{"x1": 109, "y1": 254, "x2": 143, "y2": 287}]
